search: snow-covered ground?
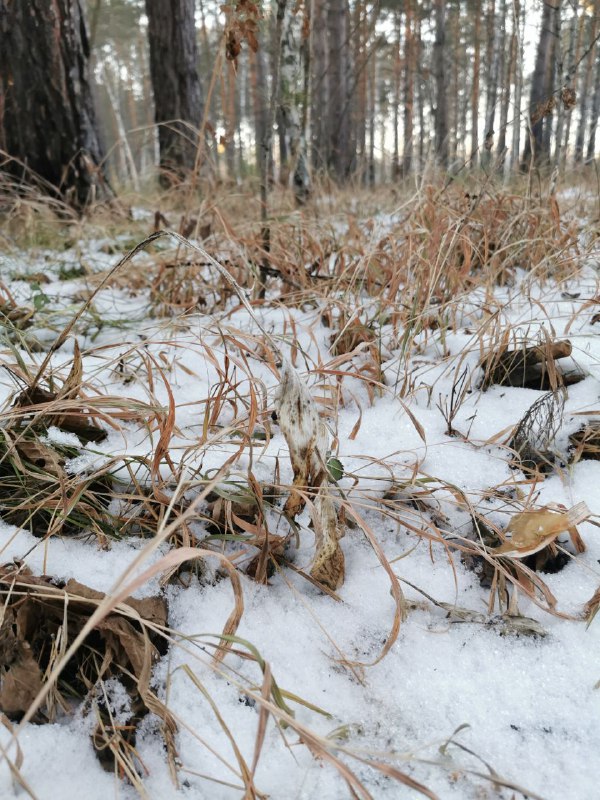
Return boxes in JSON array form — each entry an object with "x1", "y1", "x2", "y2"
[{"x1": 0, "y1": 220, "x2": 599, "y2": 800}]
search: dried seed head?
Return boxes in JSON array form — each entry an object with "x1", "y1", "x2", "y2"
[{"x1": 560, "y1": 86, "x2": 576, "y2": 110}]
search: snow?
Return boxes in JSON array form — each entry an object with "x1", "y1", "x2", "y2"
[{"x1": 0, "y1": 222, "x2": 599, "y2": 800}]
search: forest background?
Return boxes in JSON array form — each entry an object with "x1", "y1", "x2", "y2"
[{"x1": 1, "y1": 0, "x2": 600, "y2": 208}]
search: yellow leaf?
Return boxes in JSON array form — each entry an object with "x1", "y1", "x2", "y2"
[{"x1": 493, "y1": 502, "x2": 590, "y2": 558}]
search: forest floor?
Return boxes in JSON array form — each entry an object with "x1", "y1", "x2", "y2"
[{"x1": 0, "y1": 179, "x2": 599, "y2": 800}]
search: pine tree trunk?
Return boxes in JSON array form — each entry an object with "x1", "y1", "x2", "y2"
[
  {"x1": 354, "y1": 0, "x2": 367, "y2": 178},
  {"x1": 482, "y1": 0, "x2": 498, "y2": 168},
  {"x1": 416, "y1": 17, "x2": 425, "y2": 169},
  {"x1": 448, "y1": 2, "x2": 460, "y2": 164},
  {"x1": 101, "y1": 63, "x2": 139, "y2": 190},
  {"x1": 495, "y1": 0, "x2": 509, "y2": 165},
  {"x1": 510, "y1": 0, "x2": 524, "y2": 170},
  {"x1": 471, "y1": 0, "x2": 481, "y2": 166},
  {"x1": 250, "y1": 45, "x2": 270, "y2": 176},
  {"x1": 368, "y1": 50, "x2": 376, "y2": 185},
  {"x1": 402, "y1": 0, "x2": 414, "y2": 176},
  {"x1": 586, "y1": 48, "x2": 600, "y2": 161},
  {"x1": 553, "y1": 0, "x2": 567, "y2": 166},
  {"x1": 433, "y1": 0, "x2": 448, "y2": 167},
  {"x1": 522, "y1": 0, "x2": 561, "y2": 168},
  {"x1": 0, "y1": 0, "x2": 108, "y2": 210},
  {"x1": 574, "y1": 9, "x2": 598, "y2": 163},
  {"x1": 327, "y1": 0, "x2": 352, "y2": 179},
  {"x1": 310, "y1": 0, "x2": 328, "y2": 171},
  {"x1": 145, "y1": 0, "x2": 203, "y2": 183},
  {"x1": 223, "y1": 63, "x2": 236, "y2": 181},
  {"x1": 560, "y1": 7, "x2": 581, "y2": 168},
  {"x1": 542, "y1": 0, "x2": 561, "y2": 157},
  {"x1": 392, "y1": 11, "x2": 401, "y2": 179}
]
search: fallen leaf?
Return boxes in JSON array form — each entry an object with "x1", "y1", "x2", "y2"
[{"x1": 492, "y1": 502, "x2": 590, "y2": 558}]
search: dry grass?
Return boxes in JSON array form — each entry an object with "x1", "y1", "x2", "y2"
[{"x1": 0, "y1": 170, "x2": 599, "y2": 798}]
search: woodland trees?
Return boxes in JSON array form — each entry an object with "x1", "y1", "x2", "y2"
[
  {"x1": 0, "y1": 0, "x2": 108, "y2": 210},
  {"x1": 145, "y1": 0, "x2": 203, "y2": 183},
  {"x1": 1, "y1": 0, "x2": 600, "y2": 209}
]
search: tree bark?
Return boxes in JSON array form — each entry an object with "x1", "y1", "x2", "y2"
[
  {"x1": 470, "y1": 0, "x2": 481, "y2": 166},
  {"x1": 510, "y1": 0, "x2": 524, "y2": 170},
  {"x1": 145, "y1": 0, "x2": 203, "y2": 183},
  {"x1": 433, "y1": 0, "x2": 448, "y2": 167},
  {"x1": 250, "y1": 45, "x2": 270, "y2": 176},
  {"x1": 327, "y1": 0, "x2": 353, "y2": 179},
  {"x1": 280, "y1": 0, "x2": 310, "y2": 202},
  {"x1": 482, "y1": 0, "x2": 498, "y2": 169},
  {"x1": 560, "y1": 6, "x2": 580, "y2": 168},
  {"x1": 416, "y1": 16, "x2": 425, "y2": 170},
  {"x1": 574, "y1": 8, "x2": 598, "y2": 163},
  {"x1": 0, "y1": 0, "x2": 108, "y2": 210},
  {"x1": 495, "y1": 0, "x2": 509, "y2": 166},
  {"x1": 522, "y1": 0, "x2": 561, "y2": 168},
  {"x1": 310, "y1": 0, "x2": 328, "y2": 171},
  {"x1": 368, "y1": 47, "x2": 376, "y2": 185},
  {"x1": 586, "y1": 47, "x2": 600, "y2": 162},
  {"x1": 402, "y1": 0, "x2": 414, "y2": 176},
  {"x1": 392, "y1": 10, "x2": 401, "y2": 179}
]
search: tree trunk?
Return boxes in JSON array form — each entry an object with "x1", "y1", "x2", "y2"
[
  {"x1": 250, "y1": 45, "x2": 271, "y2": 176},
  {"x1": 522, "y1": 0, "x2": 561, "y2": 168},
  {"x1": 402, "y1": 0, "x2": 414, "y2": 176},
  {"x1": 353, "y1": 0, "x2": 367, "y2": 179},
  {"x1": 510, "y1": 0, "x2": 524, "y2": 170},
  {"x1": 574, "y1": 9, "x2": 598, "y2": 163},
  {"x1": 552, "y1": 0, "x2": 568, "y2": 166},
  {"x1": 101, "y1": 63, "x2": 139, "y2": 190},
  {"x1": 495, "y1": 0, "x2": 509, "y2": 166},
  {"x1": 471, "y1": 0, "x2": 481, "y2": 167},
  {"x1": 310, "y1": 0, "x2": 328, "y2": 171},
  {"x1": 392, "y1": 10, "x2": 401, "y2": 179},
  {"x1": 586, "y1": 47, "x2": 600, "y2": 161},
  {"x1": 560, "y1": 6, "x2": 581, "y2": 168},
  {"x1": 482, "y1": 0, "x2": 498, "y2": 169},
  {"x1": 0, "y1": 0, "x2": 108, "y2": 210},
  {"x1": 145, "y1": 0, "x2": 203, "y2": 183},
  {"x1": 327, "y1": 0, "x2": 353, "y2": 179},
  {"x1": 448, "y1": 1, "x2": 460, "y2": 165},
  {"x1": 368, "y1": 48, "x2": 376, "y2": 185},
  {"x1": 280, "y1": 0, "x2": 310, "y2": 202},
  {"x1": 542, "y1": 0, "x2": 561, "y2": 157},
  {"x1": 416, "y1": 16, "x2": 425, "y2": 170},
  {"x1": 433, "y1": 0, "x2": 448, "y2": 167}
]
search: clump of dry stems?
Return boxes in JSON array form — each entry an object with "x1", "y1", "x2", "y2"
[{"x1": 0, "y1": 175, "x2": 597, "y2": 798}]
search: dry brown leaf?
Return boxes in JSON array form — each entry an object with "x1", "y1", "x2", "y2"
[
  {"x1": 310, "y1": 493, "x2": 345, "y2": 591},
  {"x1": 0, "y1": 565, "x2": 168, "y2": 728},
  {"x1": 0, "y1": 604, "x2": 44, "y2": 718},
  {"x1": 493, "y1": 502, "x2": 590, "y2": 558},
  {"x1": 13, "y1": 439, "x2": 65, "y2": 479},
  {"x1": 58, "y1": 339, "x2": 83, "y2": 400},
  {"x1": 584, "y1": 586, "x2": 600, "y2": 627}
]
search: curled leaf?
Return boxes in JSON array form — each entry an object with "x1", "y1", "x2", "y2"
[
  {"x1": 310, "y1": 493, "x2": 345, "y2": 591},
  {"x1": 276, "y1": 358, "x2": 328, "y2": 518},
  {"x1": 276, "y1": 358, "x2": 345, "y2": 589},
  {"x1": 493, "y1": 502, "x2": 590, "y2": 558}
]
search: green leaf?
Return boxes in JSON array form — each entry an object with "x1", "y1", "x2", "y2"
[
  {"x1": 33, "y1": 291, "x2": 50, "y2": 311},
  {"x1": 327, "y1": 457, "x2": 344, "y2": 482}
]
